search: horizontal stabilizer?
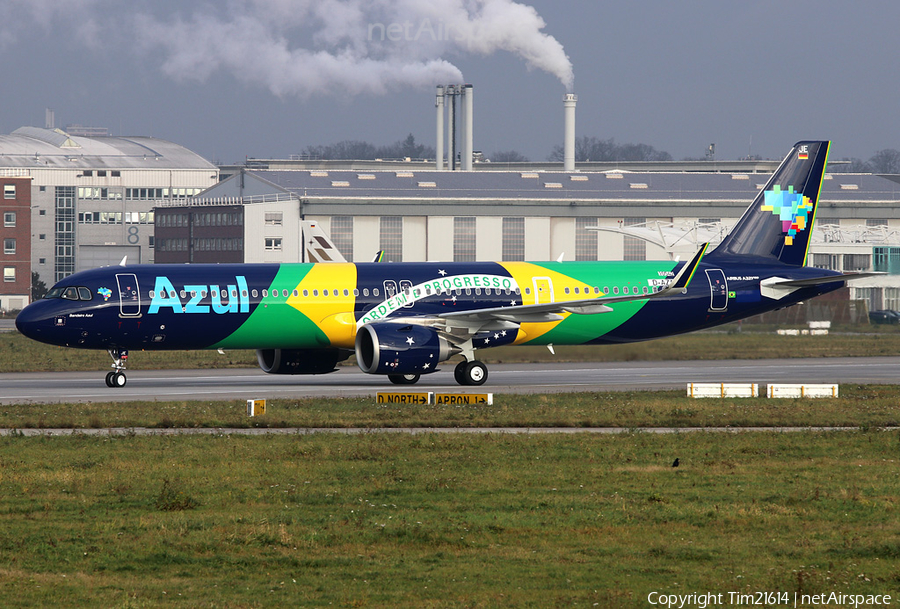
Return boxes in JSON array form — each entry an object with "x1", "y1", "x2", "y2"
[
  {"x1": 769, "y1": 271, "x2": 883, "y2": 288},
  {"x1": 761, "y1": 271, "x2": 882, "y2": 300}
]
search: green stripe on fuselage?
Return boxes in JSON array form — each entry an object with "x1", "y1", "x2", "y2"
[
  {"x1": 522, "y1": 261, "x2": 676, "y2": 345},
  {"x1": 212, "y1": 264, "x2": 329, "y2": 350}
]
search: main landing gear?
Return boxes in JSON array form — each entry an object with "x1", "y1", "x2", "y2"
[
  {"x1": 105, "y1": 348, "x2": 128, "y2": 388},
  {"x1": 454, "y1": 360, "x2": 488, "y2": 386},
  {"x1": 388, "y1": 373, "x2": 420, "y2": 385}
]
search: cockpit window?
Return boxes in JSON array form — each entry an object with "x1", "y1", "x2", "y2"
[{"x1": 44, "y1": 286, "x2": 94, "y2": 301}]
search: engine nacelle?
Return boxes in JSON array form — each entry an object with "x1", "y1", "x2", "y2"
[
  {"x1": 256, "y1": 348, "x2": 351, "y2": 375},
  {"x1": 355, "y1": 323, "x2": 454, "y2": 375}
]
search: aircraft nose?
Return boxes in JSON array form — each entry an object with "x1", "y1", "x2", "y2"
[{"x1": 15, "y1": 301, "x2": 53, "y2": 343}]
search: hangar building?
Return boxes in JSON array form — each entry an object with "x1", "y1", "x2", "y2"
[
  {"x1": 0, "y1": 126, "x2": 218, "y2": 305},
  {"x1": 154, "y1": 165, "x2": 900, "y2": 311}
]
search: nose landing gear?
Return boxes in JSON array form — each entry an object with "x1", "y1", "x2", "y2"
[{"x1": 105, "y1": 348, "x2": 128, "y2": 387}]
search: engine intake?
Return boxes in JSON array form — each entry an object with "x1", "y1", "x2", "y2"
[
  {"x1": 355, "y1": 323, "x2": 455, "y2": 375},
  {"x1": 256, "y1": 348, "x2": 351, "y2": 375}
]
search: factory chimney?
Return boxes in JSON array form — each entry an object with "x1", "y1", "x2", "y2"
[
  {"x1": 563, "y1": 93, "x2": 577, "y2": 172},
  {"x1": 435, "y1": 86, "x2": 444, "y2": 170},
  {"x1": 462, "y1": 84, "x2": 474, "y2": 171}
]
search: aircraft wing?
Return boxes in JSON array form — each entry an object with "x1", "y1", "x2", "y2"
[{"x1": 438, "y1": 243, "x2": 709, "y2": 325}]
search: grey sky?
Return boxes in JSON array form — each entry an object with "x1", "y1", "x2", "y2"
[{"x1": 0, "y1": 0, "x2": 897, "y2": 165}]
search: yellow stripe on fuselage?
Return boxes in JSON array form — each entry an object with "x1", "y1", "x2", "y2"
[{"x1": 288, "y1": 263, "x2": 358, "y2": 348}]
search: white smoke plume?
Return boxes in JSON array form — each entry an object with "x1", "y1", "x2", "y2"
[
  {"x1": 0, "y1": 0, "x2": 573, "y2": 96},
  {"x1": 2, "y1": 0, "x2": 571, "y2": 98}
]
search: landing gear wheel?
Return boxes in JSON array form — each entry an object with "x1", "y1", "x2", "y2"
[
  {"x1": 456, "y1": 361, "x2": 488, "y2": 386},
  {"x1": 105, "y1": 371, "x2": 116, "y2": 387},
  {"x1": 454, "y1": 361, "x2": 468, "y2": 385},
  {"x1": 111, "y1": 372, "x2": 127, "y2": 387},
  {"x1": 389, "y1": 373, "x2": 420, "y2": 385}
]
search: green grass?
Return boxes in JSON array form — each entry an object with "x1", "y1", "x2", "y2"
[
  {"x1": 0, "y1": 431, "x2": 898, "y2": 607},
  {"x1": 5, "y1": 325, "x2": 900, "y2": 373},
  {"x1": 3, "y1": 385, "x2": 900, "y2": 430}
]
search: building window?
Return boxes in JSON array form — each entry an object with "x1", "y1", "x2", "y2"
[
  {"x1": 623, "y1": 217, "x2": 646, "y2": 261},
  {"x1": 502, "y1": 217, "x2": 525, "y2": 261},
  {"x1": 810, "y1": 253, "x2": 838, "y2": 270},
  {"x1": 55, "y1": 186, "x2": 76, "y2": 281},
  {"x1": 873, "y1": 247, "x2": 900, "y2": 274},
  {"x1": 3, "y1": 184, "x2": 15, "y2": 199},
  {"x1": 843, "y1": 253, "x2": 871, "y2": 272},
  {"x1": 3, "y1": 267, "x2": 14, "y2": 282},
  {"x1": 380, "y1": 216, "x2": 402, "y2": 262},
  {"x1": 265, "y1": 212, "x2": 283, "y2": 225},
  {"x1": 575, "y1": 217, "x2": 599, "y2": 261},
  {"x1": 454, "y1": 216, "x2": 476, "y2": 262},
  {"x1": 3, "y1": 212, "x2": 14, "y2": 227},
  {"x1": 331, "y1": 216, "x2": 353, "y2": 260},
  {"x1": 265, "y1": 238, "x2": 283, "y2": 251},
  {"x1": 3, "y1": 238, "x2": 14, "y2": 254}
]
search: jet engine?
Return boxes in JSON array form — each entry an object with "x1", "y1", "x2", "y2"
[
  {"x1": 256, "y1": 348, "x2": 351, "y2": 374},
  {"x1": 355, "y1": 323, "x2": 455, "y2": 375}
]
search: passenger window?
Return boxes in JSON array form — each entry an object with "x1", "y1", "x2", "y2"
[
  {"x1": 293, "y1": 290, "x2": 299, "y2": 297},
  {"x1": 344, "y1": 289, "x2": 349, "y2": 296},
  {"x1": 333, "y1": 289, "x2": 339, "y2": 296},
  {"x1": 180, "y1": 290, "x2": 187, "y2": 298},
  {"x1": 313, "y1": 289, "x2": 319, "y2": 296},
  {"x1": 251, "y1": 289, "x2": 258, "y2": 298},
  {"x1": 564, "y1": 287, "x2": 570, "y2": 295},
  {"x1": 78, "y1": 287, "x2": 92, "y2": 300},
  {"x1": 363, "y1": 288, "x2": 369, "y2": 297},
  {"x1": 373, "y1": 288, "x2": 380, "y2": 297},
  {"x1": 613, "y1": 287, "x2": 619, "y2": 295},
  {"x1": 303, "y1": 289, "x2": 309, "y2": 297},
  {"x1": 202, "y1": 290, "x2": 208, "y2": 298},
  {"x1": 282, "y1": 289, "x2": 288, "y2": 298}
]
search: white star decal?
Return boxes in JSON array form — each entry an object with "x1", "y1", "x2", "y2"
[
  {"x1": 510, "y1": 300, "x2": 517, "y2": 306},
  {"x1": 500, "y1": 330, "x2": 507, "y2": 337},
  {"x1": 406, "y1": 336, "x2": 415, "y2": 345},
  {"x1": 422, "y1": 363, "x2": 430, "y2": 369},
  {"x1": 484, "y1": 337, "x2": 490, "y2": 345},
  {"x1": 494, "y1": 333, "x2": 500, "y2": 339},
  {"x1": 451, "y1": 296, "x2": 457, "y2": 302},
  {"x1": 438, "y1": 269, "x2": 447, "y2": 276}
]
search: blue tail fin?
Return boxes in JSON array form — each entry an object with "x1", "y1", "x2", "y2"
[{"x1": 708, "y1": 141, "x2": 830, "y2": 267}]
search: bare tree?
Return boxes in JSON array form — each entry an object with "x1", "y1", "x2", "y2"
[
  {"x1": 868, "y1": 149, "x2": 900, "y2": 174},
  {"x1": 828, "y1": 157, "x2": 872, "y2": 173},
  {"x1": 548, "y1": 136, "x2": 670, "y2": 162},
  {"x1": 491, "y1": 150, "x2": 529, "y2": 162}
]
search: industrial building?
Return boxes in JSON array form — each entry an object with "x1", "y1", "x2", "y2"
[
  {"x1": 0, "y1": 171, "x2": 32, "y2": 312},
  {"x1": 0, "y1": 126, "x2": 218, "y2": 308},
  {"x1": 154, "y1": 165, "x2": 900, "y2": 312}
]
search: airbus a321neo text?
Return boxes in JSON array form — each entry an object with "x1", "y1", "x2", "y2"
[{"x1": 17, "y1": 141, "x2": 866, "y2": 387}]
